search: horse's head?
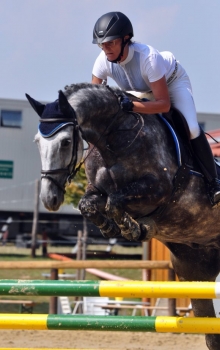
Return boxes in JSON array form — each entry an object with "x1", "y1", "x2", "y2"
[{"x1": 26, "y1": 91, "x2": 84, "y2": 211}]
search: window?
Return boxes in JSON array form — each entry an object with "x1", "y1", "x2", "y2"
[{"x1": 1, "y1": 110, "x2": 22, "y2": 128}]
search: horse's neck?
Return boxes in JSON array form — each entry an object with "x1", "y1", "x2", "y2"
[
  {"x1": 72, "y1": 98, "x2": 121, "y2": 145},
  {"x1": 69, "y1": 84, "x2": 119, "y2": 119},
  {"x1": 80, "y1": 116, "x2": 119, "y2": 149}
]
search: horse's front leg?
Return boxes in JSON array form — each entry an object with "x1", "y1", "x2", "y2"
[
  {"x1": 110, "y1": 209, "x2": 157, "y2": 242},
  {"x1": 79, "y1": 184, "x2": 121, "y2": 238},
  {"x1": 105, "y1": 174, "x2": 167, "y2": 241}
]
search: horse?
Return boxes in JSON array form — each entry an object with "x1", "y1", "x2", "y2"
[{"x1": 26, "y1": 83, "x2": 220, "y2": 350}]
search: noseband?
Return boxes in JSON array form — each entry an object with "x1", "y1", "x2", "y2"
[
  {"x1": 39, "y1": 86, "x2": 144, "y2": 195},
  {"x1": 39, "y1": 117, "x2": 80, "y2": 194}
]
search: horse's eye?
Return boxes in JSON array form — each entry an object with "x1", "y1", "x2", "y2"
[{"x1": 61, "y1": 139, "x2": 71, "y2": 148}]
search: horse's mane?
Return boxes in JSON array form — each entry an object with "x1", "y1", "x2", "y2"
[
  {"x1": 62, "y1": 83, "x2": 124, "y2": 117},
  {"x1": 63, "y1": 83, "x2": 95, "y2": 97},
  {"x1": 63, "y1": 82, "x2": 123, "y2": 97},
  {"x1": 63, "y1": 82, "x2": 144, "y2": 104}
]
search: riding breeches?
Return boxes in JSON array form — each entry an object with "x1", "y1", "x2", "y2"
[{"x1": 168, "y1": 62, "x2": 200, "y2": 140}]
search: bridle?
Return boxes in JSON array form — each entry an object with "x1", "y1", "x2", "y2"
[
  {"x1": 39, "y1": 116, "x2": 80, "y2": 194},
  {"x1": 39, "y1": 86, "x2": 144, "y2": 194}
]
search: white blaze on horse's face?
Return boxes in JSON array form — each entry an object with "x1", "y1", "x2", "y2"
[{"x1": 34, "y1": 125, "x2": 83, "y2": 211}]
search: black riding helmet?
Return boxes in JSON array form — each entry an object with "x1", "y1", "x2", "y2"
[{"x1": 92, "y1": 12, "x2": 133, "y2": 62}]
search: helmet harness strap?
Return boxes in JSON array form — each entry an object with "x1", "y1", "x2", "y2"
[{"x1": 107, "y1": 37, "x2": 131, "y2": 63}]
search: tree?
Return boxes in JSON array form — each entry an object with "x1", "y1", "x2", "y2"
[
  {"x1": 64, "y1": 165, "x2": 87, "y2": 208},
  {"x1": 64, "y1": 165, "x2": 88, "y2": 270}
]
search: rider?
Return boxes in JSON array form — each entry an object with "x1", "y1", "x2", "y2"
[{"x1": 91, "y1": 11, "x2": 220, "y2": 208}]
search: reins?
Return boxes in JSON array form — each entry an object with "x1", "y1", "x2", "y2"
[
  {"x1": 39, "y1": 86, "x2": 144, "y2": 194},
  {"x1": 68, "y1": 85, "x2": 144, "y2": 172},
  {"x1": 102, "y1": 85, "x2": 145, "y2": 151},
  {"x1": 39, "y1": 117, "x2": 79, "y2": 194}
]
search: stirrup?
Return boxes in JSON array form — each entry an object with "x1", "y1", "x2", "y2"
[
  {"x1": 212, "y1": 191, "x2": 220, "y2": 208},
  {"x1": 207, "y1": 179, "x2": 220, "y2": 208},
  {"x1": 208, "y1": 194, "x2": 220, "y2": 209}
]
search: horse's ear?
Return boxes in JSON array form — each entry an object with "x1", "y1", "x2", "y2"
[
  {"x1": 25, "y1": 93, "x2": 46, "y2": 117},
  {"x1": 58, "y1": 90, "x2": 76, "y2": 119}
]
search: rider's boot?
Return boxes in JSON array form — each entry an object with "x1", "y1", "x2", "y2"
[{"x1": 190, "y1": 128, "x2": 220, "y2": 208}]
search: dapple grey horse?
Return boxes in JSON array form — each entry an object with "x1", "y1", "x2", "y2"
[{"x1": 26, "y1": 83, "x2": 220, "y2": 350}]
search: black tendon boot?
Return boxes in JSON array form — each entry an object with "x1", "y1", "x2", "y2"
[{"x1": 191, "y1": 129, "x2": 220, "y2": 208}]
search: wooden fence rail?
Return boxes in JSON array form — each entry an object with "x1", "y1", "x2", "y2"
[
  {"x1": 0, "y1": 260, "x2": 174, "y2": 314},
  {"x1": 0, "y1": 260, "x2": 172, "y2": 270}
]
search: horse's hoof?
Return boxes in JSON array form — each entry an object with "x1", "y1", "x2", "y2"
[
  {"x1": 119, "y1": 213, "x2": 142, "y2": 241},
  {"x1": 120, "y1": 229, "x2": 136, "y2": 241},
  {"x1": 100, "y1": 220, "x2": 121, "y2": 238},
  {"x1": 121, "y1": 224, "x2": 148, "y2": 241},
  {"x1": 105, "y1": 194, "x2": 123, "y2": 220},
  {"x1": 136, "y1": 224, "x2": 151, "y2": 241},
  {"x1": 137, "y1": 219, "x2": 158, "y2": 241}
]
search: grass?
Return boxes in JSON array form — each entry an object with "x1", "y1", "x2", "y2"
[{"x1": 0, "y1": 243, "x2": 144, "y2": 315}]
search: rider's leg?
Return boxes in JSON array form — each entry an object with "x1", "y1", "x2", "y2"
[
  {"x1": 168, "y1": 62, "x2": 220, "y2": 207},
  {"x1": 190, "y1": 129, "x2": 220, "y2": 207}
]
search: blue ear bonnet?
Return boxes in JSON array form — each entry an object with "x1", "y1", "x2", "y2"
[{"x1": 39, "y1": 99, "x2": 74, "y2": 138}]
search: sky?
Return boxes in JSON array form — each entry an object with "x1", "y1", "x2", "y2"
[{"x1": 1, "y1": 0, "x2": 220, "y2": 114}]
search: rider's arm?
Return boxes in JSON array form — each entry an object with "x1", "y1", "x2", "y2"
[
  {"x1": 132, "y1": 75, "x2": 171, "y2": 114},
  {"x1": 92, "y1": 74, "x2": 103, "y2": 84}
]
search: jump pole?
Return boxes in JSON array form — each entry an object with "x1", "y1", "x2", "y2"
[
  {"x1": 0, "y1": 280, "x2": 220, "y2": 299},
  {"x1": 0, "y1": 314, "x2": 219, "y2": 334},
  {"x1": 0, "y1": 260, "x2": 172, "y2": 269}
]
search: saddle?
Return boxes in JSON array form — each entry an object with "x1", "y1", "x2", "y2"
[
  {"x1": 127, "y1": 92, "x2": 193, "y2": 165},
  {"x1": 162, "y1": 107, "x2": 220, "y2": 179},
  {"x1": 163, "y1": 107, "x2": 191, "y2": 147},
  {"x1": 125, "y1": 93, "x2": 220, "y2": 220},
  {"x1": 162, "y1": 107, "x2": 193, "y2": 165},
  {"x1": 127, "y1": 92, "x2": 220, "y2": 182}
]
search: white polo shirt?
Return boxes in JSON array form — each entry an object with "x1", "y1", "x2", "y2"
[{"x1": 92, "y1": 42, "x2": 176, "y2": 92}]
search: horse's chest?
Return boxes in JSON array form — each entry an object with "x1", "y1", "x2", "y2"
[{"x1": 94, "y1": 165, "x2": 132, "y2": 194}]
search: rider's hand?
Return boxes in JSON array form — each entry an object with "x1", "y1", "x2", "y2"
[{"x1": 119, "y1": 96, "x2": 134, "y2": 112}]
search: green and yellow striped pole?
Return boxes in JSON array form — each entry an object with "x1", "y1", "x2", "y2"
[
  {"x1": 0, "y1": 314, "x2": 219, "y2": 333},
  {"x1": 0, "y1": 280, "x2": 220, "y2": 299}
]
